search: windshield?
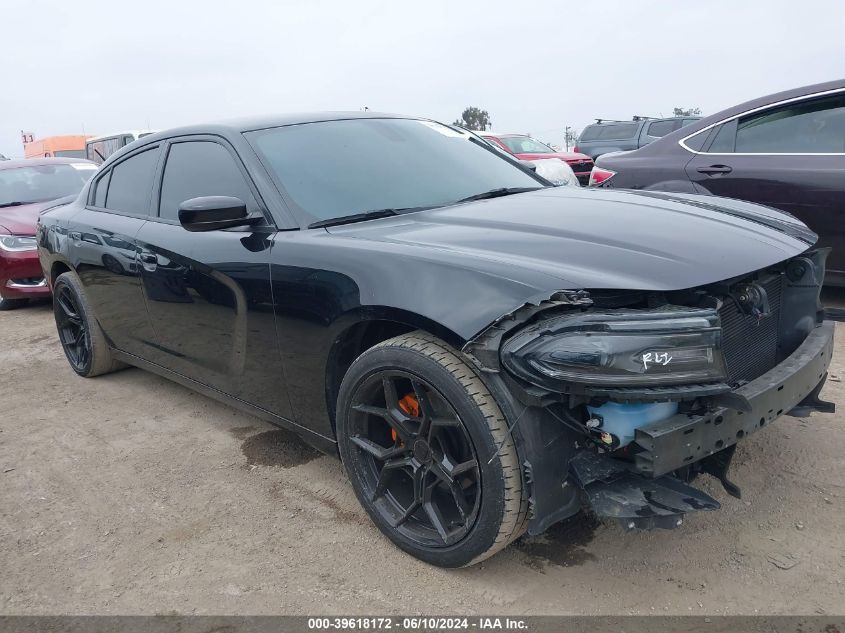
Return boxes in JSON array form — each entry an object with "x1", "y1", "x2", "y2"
[
  {"x1": 245, "y1": 118, "x2": 542, "y2": 225},
  {"x1": 0, "y1": 163, "x2": 96, "y2": 206},
  {"x1": 499, "y1": 136, "x2": 554, "y2": 154}
]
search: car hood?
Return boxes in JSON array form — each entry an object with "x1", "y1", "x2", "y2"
[
  {"x1": 0, "y1": 198, "x2": 68, "y2": 235},
  {"x1": 326, "y1": 187, "x2": 816, "y2": 292}
]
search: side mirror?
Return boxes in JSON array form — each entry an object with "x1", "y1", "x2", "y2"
[
  {"x1": 178, "y1": 196, "x2": 262, "y2": 232},
  {"x1": 521, "y1": 161, "x2": 539, "y2": 173}
]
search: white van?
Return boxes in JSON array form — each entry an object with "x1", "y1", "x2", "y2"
[{"x1": 85, "y1": 130, "x2": 155, "y2": 164}]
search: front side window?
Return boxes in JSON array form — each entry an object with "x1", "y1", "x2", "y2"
[
  {"x1": 104, "y1": 147, "x2": 159, "y2": 215},
  {"x1": 245, "y1": 118, "x2": 542, "y2": 225},
  {"x1": 0, "y1": 163, "x2": 96, "y2": 207},
  {"x1": 158, "y1": 141, "x2": 256, "y2": 221},
  {"x1": 499, "y1": 136, "x2": 554, "y2": 154},
  {"x1": 734, "y1": 94, "x2": 845, "y2": 153}
]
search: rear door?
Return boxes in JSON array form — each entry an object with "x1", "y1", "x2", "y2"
[
  {"x1": 684, "y1": 91, "x2": 845, "y2": 279},
  {"x1": 69, "y1": 144, "x2": 161, "y2": 357},
  {"x1": 135, "y1": 136, "x2": 293, "y2": 418}
]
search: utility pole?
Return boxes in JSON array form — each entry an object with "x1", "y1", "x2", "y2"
[{"x1": 564, "y1": 126, "x2": 573, "y2": 151}]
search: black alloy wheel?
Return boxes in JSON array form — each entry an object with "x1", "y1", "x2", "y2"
[
  {"x1": 347, "y1": 370, "x2": 482, "y2": 547},
  {"x1": 52, "y1": 271, "x2": 125, "y2": 378},
  {"x1": 55, "y1": 284, "x2": 90, "y2": 373}
]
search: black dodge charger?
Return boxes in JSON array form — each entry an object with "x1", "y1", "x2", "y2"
[{"x1": 37, "y1": 113, "x2": 834, "y2": 567}]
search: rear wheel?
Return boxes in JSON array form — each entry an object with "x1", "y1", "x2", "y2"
[
  {"x1": 53, "y1": 272, "x2": 125, "y2": 377},
  {"x1": 337, "y1": 331, "x2": 528, "y2": 567}
]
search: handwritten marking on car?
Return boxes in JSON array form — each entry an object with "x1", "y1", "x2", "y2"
[{"x1": 642, "y1": 352, "x2": 672, "y2": 370}]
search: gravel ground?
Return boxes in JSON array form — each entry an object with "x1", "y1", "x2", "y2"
[{"x1": 1, "y1": 301, "x2": 843, "y2": 615}]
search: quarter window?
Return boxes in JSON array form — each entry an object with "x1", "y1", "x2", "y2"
[
  {"x1": 645, "y1": 120, "x2": 679, "y2": 138},
  {"x1": 93, "y1": 171, "x2": 110, "y2": 207},
  {"x1": 734, "y1": 94, "x2": 845, "y2": 153},
  {"x1": 707, "y1": 121, "x2": 737, "y2": 153},
  {"x1": 683, "y1": 130, "x2": 708, "y2": 152},
  {"x1": 104, "y1": 147, "x2": 159, "y2": 215},
  {"x1": 158, "y1": 141, "x2": 256, "y2": 221}
]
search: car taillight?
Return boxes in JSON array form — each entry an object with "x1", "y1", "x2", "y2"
[
  {"x1": 588, "y1": 166, "x2": 617, "y2": 187},
  {"x1": 572, "y1": 145, "x2": 580, "y2": 154}
]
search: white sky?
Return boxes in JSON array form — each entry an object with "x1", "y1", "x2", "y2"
[{"x1": 1, "y1": 0, "x2": 842, "y2": 157}]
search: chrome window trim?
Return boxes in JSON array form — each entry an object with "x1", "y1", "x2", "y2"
[{"x1": 678, "y1": 87, "x2": 845, "y2": 156}]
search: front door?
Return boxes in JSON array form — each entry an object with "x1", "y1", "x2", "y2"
[
  {"x1": 135, "y1": 137, "x2": 293, "y2": 420},
  {"x1": 685, "y1": 92, "x2": 845, "y2": 280}
]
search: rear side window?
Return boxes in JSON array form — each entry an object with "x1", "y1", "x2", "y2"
[
  {"x1": 579, "y1": 125, "x2": 602, "y2": 141},
  {"x1": 158, "y1": 141, "x2": 256, "y2": 221},
  {"x1": 581, "y1": 123, "x2": 639, "y2": 141},
  {"x1": 104, "y1": 147, "x2": 159, "y2": 215},
  {"x1": 645, "y1": 120, "x2": 679, "y2": 138},
  {"x1": 735, "y1": 94, "x2": 845, "y2": 153}
]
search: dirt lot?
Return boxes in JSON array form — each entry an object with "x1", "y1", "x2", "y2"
[{"x1": 1, "y1": 301, "x2": 843, "y2": 615}]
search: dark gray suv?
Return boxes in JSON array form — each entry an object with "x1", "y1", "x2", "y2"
[{"x1": 575, "y1": 116, "x2": 700, "y2": 159}]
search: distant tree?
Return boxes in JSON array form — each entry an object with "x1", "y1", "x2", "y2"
[
  {"x1": 453, "y1": 107, "x2": 492, "y2": 131},
  {"x1": 673, "y1": 106, "x2": 702, "y2": 117}
]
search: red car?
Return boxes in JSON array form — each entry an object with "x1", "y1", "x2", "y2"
[
  {"x1": 479, "y1": 132, "x2": 594, "y2": 185},
  {"x1": 0, "y1": 157, "x2": 97, "y2": 309}
]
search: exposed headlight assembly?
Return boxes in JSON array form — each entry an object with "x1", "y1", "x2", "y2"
[
  {"x1": 0, "y1": 234, "x2": 37, "y2": 252},
  {"x1": 501, "y1": 307, "x2": 726, "y2": 390}
]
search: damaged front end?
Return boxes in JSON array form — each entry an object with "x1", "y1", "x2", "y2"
[{"x1": 463, "y1": 248, "x2": 835, "y2": 534}]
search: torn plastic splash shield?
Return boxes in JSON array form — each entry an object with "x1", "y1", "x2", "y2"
[{"x1": 570, "y1": 451, "x2": 720, "y2": 530}]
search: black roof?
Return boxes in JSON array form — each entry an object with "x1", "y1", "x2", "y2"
[{"x1": 138, "y1": 111, "x2": 413, "y2": 146}]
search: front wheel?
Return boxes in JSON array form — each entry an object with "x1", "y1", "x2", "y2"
[
  {"x1": 0, "y1": 296, "x2": 27, "y2": 310},
  {"x1": 337, "y1": 331, "x2": 528, "y2": 567}
]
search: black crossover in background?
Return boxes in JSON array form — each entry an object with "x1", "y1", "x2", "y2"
[
  {"x1": 38, "y1": 113, "x2": 834, "y2": 567},
  {"x1": 592, "y1": 79, "x2": 845, "y2": 285}
]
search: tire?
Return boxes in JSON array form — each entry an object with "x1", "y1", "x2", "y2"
[
  {"x1": 53, "y1": 271, "x2": 125, "y2": 377},
  {"x1": 0, "y1": 296, "x2": 28, "y2": 310},
  {"x1": 337, "y1": 331, "x2": 529, "y2": 567}
]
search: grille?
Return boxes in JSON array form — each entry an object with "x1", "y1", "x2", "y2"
[
  {"x1": 567, "y1": 159, "x2": 594, "y2": 174},
  {"x1": 719, "y1": 274, "x2": 783, "y2": 385}
]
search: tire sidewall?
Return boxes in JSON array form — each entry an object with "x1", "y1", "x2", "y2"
[{"x1": 337, "y1": 344, "x2": 511, "y2": 568}]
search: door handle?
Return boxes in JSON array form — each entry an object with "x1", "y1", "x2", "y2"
[
  {"x1": 696, "y1": 164, "x2": 733, "y2": 175},
  {"x1": 139, "y1": 253, "x2": 158, "y2": 272}
]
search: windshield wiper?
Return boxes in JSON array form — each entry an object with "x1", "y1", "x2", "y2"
[
  {"x1": 308, "y1": 207, "x2": 430, "y2": 229},
  {"x1": 0, "y1": 201, "x2": 25, "y2": 209},
  {"x1": 456, "y1": 187, "x2": 543, "y2": 204}
]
